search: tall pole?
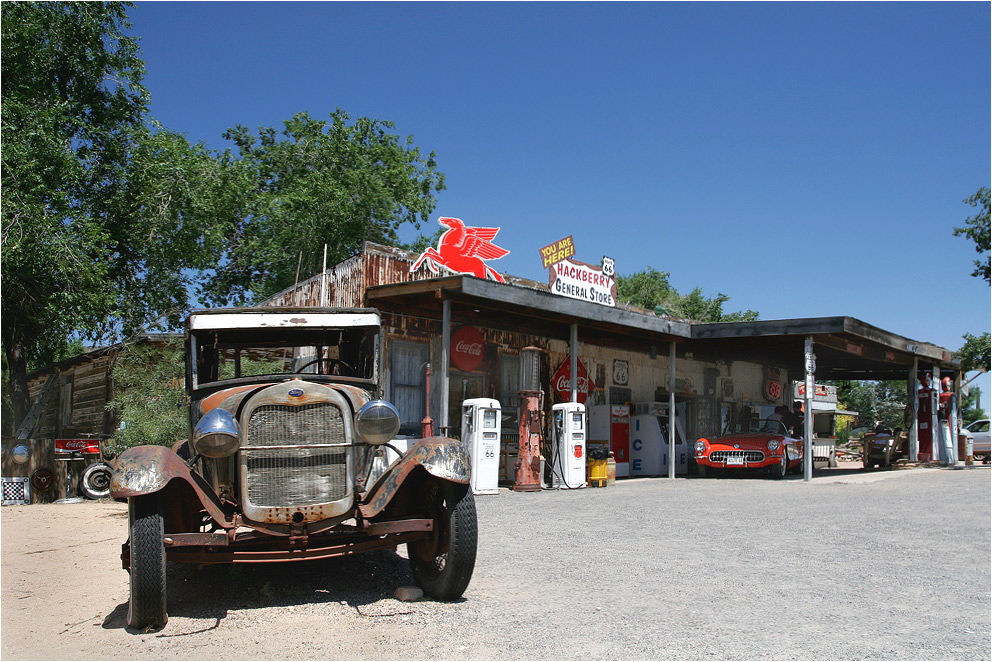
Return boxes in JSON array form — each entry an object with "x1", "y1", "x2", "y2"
[
  {"x1": 803, "y1": 336, "x2": 815, "y2": 482},
  {"x1": 570, "y1": 324, "x2": 578, "y2": 403},
  {"x1": 909, "y1": 357, "x2": 919, "y2": 461},
  {"x1": 440, "y1": 299, "x2": 451, "y2": 435},
  {"x1": 320, "y1": 244, "x2": 328, "y2": 307},
  {"x1": 669, "y1": 341, "x2": 676, "y2": 479}
]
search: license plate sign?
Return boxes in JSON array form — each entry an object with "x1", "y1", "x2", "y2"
[{"x1": 726, "y1": 456, "x2": 745, "y2": 466}]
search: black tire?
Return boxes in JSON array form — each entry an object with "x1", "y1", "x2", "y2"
[
  {"x1": 697, "y1": 464, "x2": 708, "y2": 478},
  {"x1": 79, "y1": 463, "x2": 112, "y2": 500},
  {"x1": 772, "y1": 454, "x2": 788, "y2": 479},
  {"x1": 127, "y1": 495, "x2": 167, "y2": 630},
  {"x1": 408, "y1": 481, "x2": 477, "y2": 601}
]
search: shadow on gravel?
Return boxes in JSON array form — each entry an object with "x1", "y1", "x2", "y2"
[{"x1": 102, "y1": 548, "x2": 416, "y2": 633}]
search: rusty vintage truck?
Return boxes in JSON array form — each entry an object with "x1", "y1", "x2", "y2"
[{"x1": 111, "y1": 307, "x2": 476, "y2": 630}]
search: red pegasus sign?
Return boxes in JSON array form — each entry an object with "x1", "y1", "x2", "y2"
[{"x1": 411, "y1": 217, "x2": 509, "y2": 282}]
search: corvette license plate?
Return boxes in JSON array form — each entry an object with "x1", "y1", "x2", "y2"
[{"x1": 726, "y1": 456, "x2": 745, "y2": 466}]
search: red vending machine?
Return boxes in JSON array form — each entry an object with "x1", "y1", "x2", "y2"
[{"x1": 589, "y1": 404, "x2": 631, "y2": 477}]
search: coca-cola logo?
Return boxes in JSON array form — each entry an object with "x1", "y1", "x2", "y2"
[
  {"x1": 455, "y1": 341, "x2": 483, "y2": 356},
  {"x1": 552, "y1": 355, "x2": 591, "y2": 404},
  {"x1": 554, "y1": 374, "x2": 590, "y2": 392},
  {"x1": 55, "y1": 439, "x2": 100, "y2": 454},
  {"x1": 451, "y1": 326, "x2": 485, "y2": 372}
]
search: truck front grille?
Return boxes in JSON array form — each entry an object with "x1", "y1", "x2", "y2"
[
  {"x1": 710, "y1": 450, "x2": 765, "y2": 463},
  {"x1": 244, "y1": 403, "x2": 348, "y2": 507}
]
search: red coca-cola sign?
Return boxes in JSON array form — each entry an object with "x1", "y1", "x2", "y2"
[
  {"x1": 451, "y1": 325, "x2": 485, "y2": 372},
  {"x1": 55, "y1": 439, "x2": 101, "y2": 455},
  {"x1": 552, "y1": 355, "x2": 591, "y2": 403}
]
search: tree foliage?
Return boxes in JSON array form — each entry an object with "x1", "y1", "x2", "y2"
[
  {"x1": 1, "y1": 2, "x2": 269, "y2": 426},
  {"x1": 106, "y1": 338, "x2": 187, "y2": 456},
  {"x1": 953, "y1": 187, "x2": 990, "y2": 284},
  {"x1": 832, "y1": 380, "x2": 908, "y2": 432},
  {"x1": 616, "y1": 268, "x2": 759, "y2": 322},
  {"x1": 957, "y1": 332, "x2": 991, "y2": 375},
  {"x1": 201, "y1": 111, "x2": 446, "y2": 305}
]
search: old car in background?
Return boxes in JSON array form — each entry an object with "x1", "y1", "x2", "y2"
[
  {"x1": 111, "y1": 308, "x2": 477, "y2": 630},
  {"x1": 963, "y1": 419, "x2": 990, "y2": 462},
  {"x1": 694, "y1": 418, "x2": 803, "y2": 478}
]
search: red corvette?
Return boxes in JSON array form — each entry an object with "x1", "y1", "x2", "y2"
[{"x1": 694, "y1": 419, "x2": 803, "y2": 478}]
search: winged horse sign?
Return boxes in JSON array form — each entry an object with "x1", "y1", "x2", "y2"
[{"x1": 411, "y1": 217, "x2": 510, "y2": 283}]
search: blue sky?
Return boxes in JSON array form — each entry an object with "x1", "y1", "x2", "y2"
[{"x1": 129, "y1": 2, "x2": 991, "y2": 407}]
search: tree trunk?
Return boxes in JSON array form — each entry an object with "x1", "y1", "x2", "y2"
[{"x1": 3, "y1": 340, "x2": 31, "y2": 434}]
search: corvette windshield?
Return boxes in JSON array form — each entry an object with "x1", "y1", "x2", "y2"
[{"x1": 723, "y1": 419, "x2": 788, "y2": 436}]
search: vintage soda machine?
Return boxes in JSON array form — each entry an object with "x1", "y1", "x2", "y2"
[
  {"x1": 543, "y1": 402, "x2": 587, "y2": 489},
  {"x1": 462, "y1": 398, "x2": 501, "y2": 495},
  {"x1": 630, "y1": 402, "x2": 688, "y2": 476},
  {"x1": 589, "y1": 403, "x2": 630, "y2": 477}
]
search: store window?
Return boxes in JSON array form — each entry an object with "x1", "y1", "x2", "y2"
[
  {"x1": 390, "y1": 341, "x2": 427, "y2": 435},
  {"x1": 499, "y1": 354, "x2": 521, "y2": 437}
]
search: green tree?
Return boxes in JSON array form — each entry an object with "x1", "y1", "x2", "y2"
[
  {"x1": 832, "y1": 380, "x2": 908, "y2": 432},
  {"x1": 201, "y1": 110, "x2": 446, "y2": 305},
  {"x1": 616, "y1": 268, "x2": 759, "y2": 322},
  {"x1": 953, "y1": 187, "x2": 990, "y2": 284},
  {"x1": 106, "y1": 338, "x2": 187, "y2": 456},
  {"x1": 957, "y1": 332, "x2": 991, "y2": 375},
  {"x1": 1, "y1": 2, "x2": 231, "y2": 427}
]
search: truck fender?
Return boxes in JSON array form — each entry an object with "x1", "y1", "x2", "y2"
[
  {"x1": 360, "y1": 437, "x2": 471, "y2": 519},
  {"x1": 110, "y1": 445, "x2": 231, "y2": 527}
]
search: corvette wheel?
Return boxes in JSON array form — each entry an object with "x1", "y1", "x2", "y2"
[{"x1": 772, "y1": 454, "x2": 788, "y2": 479}]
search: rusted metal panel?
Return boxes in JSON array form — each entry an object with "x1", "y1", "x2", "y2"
[
  {"x1": 359, "y1": 437, "x2": 470, "y2": 518},
  {"x1": 111, "y1": 444, "x2": 232, "y2": 527},
  {"x1": 364, "y1": 518, "x2": 433, "y2": 536},
  {"x1": 164, "y1": 532, "x2": 229, "y2": 547},
  {"x1": 157, "y1": 531, "x2": 429, "y2": 565}
]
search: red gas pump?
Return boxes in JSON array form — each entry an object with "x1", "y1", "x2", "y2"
[{"x1": 917, "y1": 373, "x2": 936, "y2": 462}]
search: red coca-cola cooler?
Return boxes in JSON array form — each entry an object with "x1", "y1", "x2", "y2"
[{"x1": 589, "y1": 404, "x2": 630, "y2": 478}]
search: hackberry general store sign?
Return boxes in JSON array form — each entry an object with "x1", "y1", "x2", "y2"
[{"x1": 549, "y1": 258, "x2": 617, "y2": 307}]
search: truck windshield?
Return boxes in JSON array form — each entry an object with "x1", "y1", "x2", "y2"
[{"x1": 191, "y1": 326, "x2": 378, "y2": 387}]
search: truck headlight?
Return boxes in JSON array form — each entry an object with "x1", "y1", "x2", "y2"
[
  {"x1": 694, "y1": 440, "x2": 706, "y2": 454},
  {"x1": 767, "y1": 440, "x2": 781, "y2": 452},
  {"x1": 193, "y1": 408, "x2": 241, "y2": 458},
  {"x1": 355, "y1": 400, "x2": 401, "y2": 445}
]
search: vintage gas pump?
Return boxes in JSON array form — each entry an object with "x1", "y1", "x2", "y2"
[
  {"x1": 543, "y1": 402, "x2": 587, "y2": 489},
  {"x1": 917, "y1": 373, "x2": 937, "y2": 462},
  {"x1": 514, "y1": 347, "x2": 543, "y2": 492},
  {"x1": 462, "y1": 398, "x2": 501, "y2": 495}
]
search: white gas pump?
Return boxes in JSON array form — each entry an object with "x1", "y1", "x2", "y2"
[
  {"x1": 544, "y1": 402, "x2": 587, "y2": 489},
  {"x1": 462, "y1": 398, "x2": 501, "y2": 495}
]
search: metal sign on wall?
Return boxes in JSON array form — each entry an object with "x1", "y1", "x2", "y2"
[
  {"x1": 548, "y1": 258, "x2": 617, "y2": 307},
  {"x1": 450, "y1": 325, "x2": 485, "y2": 372},
  {"x1": 552, "y1": 355, "x2": 591, "y2": 403}
]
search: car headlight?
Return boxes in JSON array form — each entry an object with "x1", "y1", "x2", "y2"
[
  {"x1": 694, "y1": 440, "x2": 706, "y2": 454},
  {"x1": 193, "y1": 408, "x2": 241, "y2": 458},
  {"x1": 355, "y1": 400, "x2": 401, "y2": 445},
  {"x1": 767, "y1": 440, "x2": 781, "y2": 451}
]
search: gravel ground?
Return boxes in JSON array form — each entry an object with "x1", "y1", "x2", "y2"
[{"x1": 2, "y1": 465, "x2": 989, "y2": 660}]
